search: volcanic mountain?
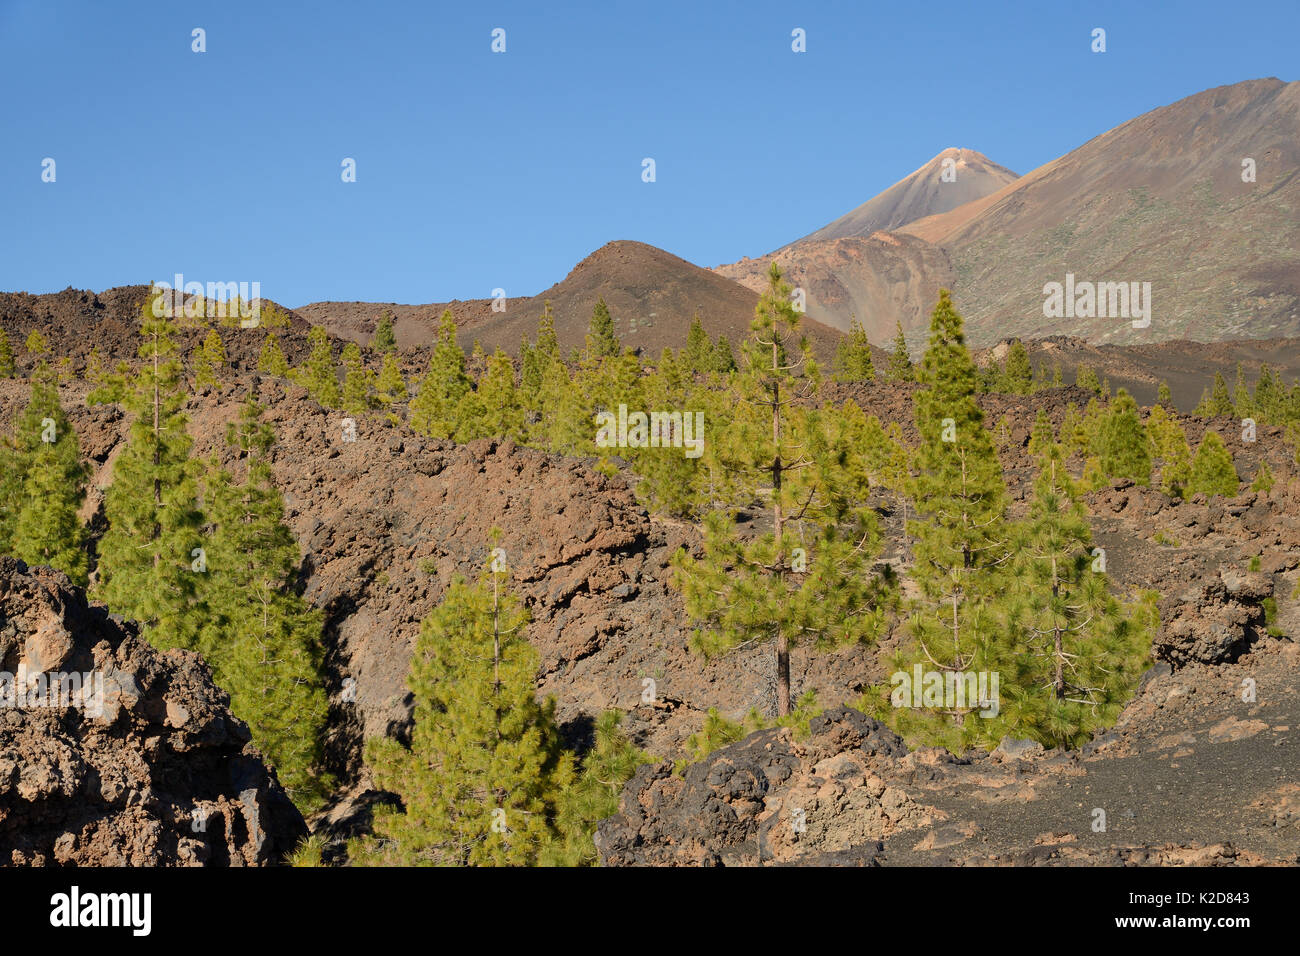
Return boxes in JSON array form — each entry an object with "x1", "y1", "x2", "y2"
[
  {"x1": 903, "y1": 77, "x2": 1300, "y2": 346},
  {"x1": 296, "y1": 240, "x2": 845, "y2": 363},
  {"x1": 795, "y1": 148, "x2": 1019, "y2": 245},
  {"x1": 719, "y1": 78, "x2": 1300, "y2": 349}
]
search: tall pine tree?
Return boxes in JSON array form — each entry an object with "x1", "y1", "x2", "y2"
[
  {"x1": 201, "y1": 401, "x2": 331, "y2": 807},
  {"x1": 355, "y1": 561, "x2": 573, "y2": 866},
  {"x1": 95, "y1": 301, "x2": 206, "y2": 651},
  {"x1": 673, "y1": 263, "x2": 888, "y2": 716}
]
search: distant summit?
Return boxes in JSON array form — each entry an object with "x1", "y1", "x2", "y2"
[{"x1": 792, "y1": 148, "x2": 1019, "y2": 245}]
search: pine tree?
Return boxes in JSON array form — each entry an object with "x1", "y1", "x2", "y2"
[
  {"x1": 1157, "y1": 381, "x2": 1173, "y2": 407},
  {"x1": 12, "y1": 441, "x2": 89, "y2": 585},
  {"x1": 533, "y1": 360, "x2": 590, "y2": 455},
  {"x1": 298, "y1": 326, "x2": 341, "y2": 408},
  {"x1": 1189, "y1": 430, "x2": 1238, "y2": 497},
  {"x1": 1060, "y1": 403, "x2": 1087, "y2": 459},
  {"x1": 1075, "y1": 364, "x2": 1102, "y2": 397},
  {"x1": 712, "y1": 334, "x2": 736, "y2": 374},
  {"x1": 0, "y1": 330, "x2": 14, "y2": 377},
  {"x1": 673, "y1": 263, "x2": 887, "y2": 717},
  {"x1": 375, "y1": 353, "x2": 408, "y2": 406},
  {"x1": 409, "y1": 310, "x2": 471, "y2": 439},
  {"x1": 192, "y1": 328, "x2": 226, "y2": 388},
  {"x1": 1094, "y1": 389, "x2": 1151, "y2": 485},
  {"x1": 1146, "y1": 404, "x2": 1192, "y2": 498},
  {"x1": 542, "y1": 710, "x2": 651, "y2": 866},
  {"x1": 201, "y1": 401, "x2": 330, "y2": 807},
  {"x1": 470, "y1": 348, "x2": 524, "y2": 441},
  {"x1": 886, "y1": 321, "x2": 913, "y2": 382},
  {"x1": 1001, "y1": 438, "x2": 1151, "y2": 747},
  {"x1": 0, "y1": 365, "x2": 87, "y2": 575},
  {"x1": 1001, "y1": 340, "x2": 1033, "y2": 395},
  {"x1": 355, "y1": 562, "x2": 573, "y2": 866},
  {"x1": 1251, "y1": 459, "x2": 1275, "y2": 493},
  {"x1": 1208, "y1": 372, "x2": 1234, "y2": 417},
  {"x1": 833, "y1": 318, "x2": 876, "y2": 383},
  {"x1": 8, "y1": 368, "x2": 88, "y2": 584},
  {"x1": 25, "y1": 330, "x2": 48, "y2": 356},
  {"x1": 585, "y1": 297, "x2": 620, "y2": 361},
  {"x1": 257, "y1": 332, "x2": 290, "y2": 377},
  {"x1": 95, "y1": 301, "x2": 206, "y2": 651},
  {"x1": 684, "y1": 312, "x2": 713, "y2": 375},
  {"x1": 893, "y1": 290, "x2": 1013, "y2": 745},
  {"x1": 629, "y1": 348, "x2": 712, "y2": 516},
  {"x1": 1253, "y1": 365, "x2": 1281, "y2": 422},
  {"x1": 341, "y1": 342, "x2": 373, "y2": 414},
  {"x1": 371, "y1": 311, "x2": 397, "y2": 353},
  {"x1": 1233, "y1": 363, "x2": 1254, "y2": 418},
  {"x1": 519, "y1": 303, "x2": 561, "y2": 418}
]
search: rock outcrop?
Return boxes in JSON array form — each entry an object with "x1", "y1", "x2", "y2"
[{"x1": 0, "y1": 558, "x2": 306, "y2": 866}]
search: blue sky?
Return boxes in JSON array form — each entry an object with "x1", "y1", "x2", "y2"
[{"x1": 1, "y1": 0, "x2": 1295, "y2": 307}]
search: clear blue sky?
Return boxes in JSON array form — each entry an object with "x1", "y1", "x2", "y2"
[{"x1": 1, "y1": 0, "x2": 1295, "y2": 307}]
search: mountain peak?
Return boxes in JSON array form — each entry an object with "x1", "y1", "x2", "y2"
[{"x1": 791, "y1": 148, "x2": 1018, "y2": 246}]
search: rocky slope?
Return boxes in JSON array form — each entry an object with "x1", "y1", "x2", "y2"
[
  {"x1": 1, "y1": 288, "x2": 1297, "y2": 864},
  {"x1": 598, "y1": 642, "x2": 1299, "y2": 867},
  {"x1": 0, "y1": 558, "x2": 306, "y2": 866}
]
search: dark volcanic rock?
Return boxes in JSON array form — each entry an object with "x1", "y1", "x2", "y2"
[
  {"x1": 0, "y1": 558, "x2": 305, "y2": 866},
  {"x1": 596, "y1": 707, "x2": 925, "y2": 866}
]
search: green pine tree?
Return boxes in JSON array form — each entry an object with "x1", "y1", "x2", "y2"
[
  {"x1": 1001, "y1": 340, "x2": 1033, "y2": 395},
  {"x1": 834, "y1": 318, "x2": 876, "y2": 383},
  {"x1": 1189, "y1": 430, "x2": 1239, "y2": 497},
  {"x1": 0, "y1": 330, "x2": 14, "y2": 377},
  {"x1": 409, "y1": 310, "x2": 471, "y2": 440},
  {"x1": 257, "y1": 332, "x2": 290, "y2": 377},
  {"x1": 375, "y1": 353, "x2": 408, "y2": 406},
  {"x1": 684, "y1": 312, "x2": 713, "y2": 375},
  {"x1": 672, "y1": 263, "x2": 887, "y2": 717},
  {"x1": 95, "y1": 301, "x2": 206, "y2": 651},
  {"x1": 1075, "y1": 364, "x2": 1102, "y2": 397},
  {"x1": 585, "y1": 297, "x2": 620, "y2": 361},
  {"x1": 1146, "y1": 404, "x2": 1192, "y2": 498},
  {"x1": 1251, "y1": 459, "x2": 1275, "y2": 493},
  {"x1": 371, "y1": 311, "x2": 397, "y2": 353},
  {"x1": 1207, "y1": 372, "x2": 1234, "y2": 417},
  {"x1": 1001, "y1": 439, "x2": 1152, "y2": 747},
  {"x1": 886, "y1": 321, "x2": 913, "y2": 382},
  {"x1": 712, "y1": 334, "x2": 736, "y2": 374},
  {"x1": 1157, "y1": 381, "x2": 1173, "y2": 407},
  {"x1": 200, "y1": 401, "x2": 331, "y2": 808},
  {"x1": 298, "y1": 326, "x2": 341, "y2": 408},
  {"x1": 1094, "y1": 389, "x2": 1151, "y2": 485},
  {"x1": 25, "y1": 330, "x2": 48, "y2": 356},
  {"x1": 470, "y1": 348, "x2": 524, "y2": 441},
  {"x1": 341, "y1": 342, "x2": 374, "y2": 414},
  {"x1": 1, "y1": 365, "x2": 87, "y2": 581},
  {"x1": 541, "y1": 710, "x2": 652, "y2": 866},
  {"x1": 883, "y1": 289, "x2": 1014, "y2": 747},
  {"x1": 192, "y1": 328, "x2": 226, "y2": 388},
  {"x1": 354, "y1": 562, "x2": 573, "y2": 866}
]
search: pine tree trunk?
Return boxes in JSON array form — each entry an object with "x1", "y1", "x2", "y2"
[
  {"x1": 152, "y1": 331, "x2": 161, "y2": 568},
  {"x1": 1052, "y1": 556, "x2": 1065, "y2": 699},
  {"x1": 771, "y1": 358, "x2": 790, "y2": 717}
]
